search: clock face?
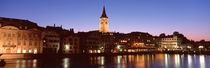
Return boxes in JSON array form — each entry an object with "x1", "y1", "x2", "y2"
[{"x1": 100, "y1": 18, "x2": 108, "y2": 24}]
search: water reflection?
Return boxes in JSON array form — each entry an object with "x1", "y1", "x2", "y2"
[
  {"x1": 63, "y1": 58, "x2": 69, "y2": 68},
  {"x1": 200, "y1": 55, "x2": 205, "y2": 68},
  {"x1": 3, "y1": 54, "x2": 210, "y2": 68},
  {"x1": 174, "y1": 54, "x2": 180, "y2": 68},
  {"x1": 165, "y1": 54, "x2": 169, "y2": 68}
]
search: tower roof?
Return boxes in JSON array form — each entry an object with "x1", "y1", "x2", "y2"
[{"x1": 100, "y1": 6, "x2": 108, "y2": 18}]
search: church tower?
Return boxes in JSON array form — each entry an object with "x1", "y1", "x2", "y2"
[{"x1": 99, "y1": 6, "x2": 109, "y2": 33}]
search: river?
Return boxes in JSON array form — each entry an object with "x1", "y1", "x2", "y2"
[{"x1": 2, "y1": 54, "x2": 210, "y2": 68}]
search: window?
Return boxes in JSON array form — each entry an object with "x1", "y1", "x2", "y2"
[
  {"x1": 34, "y1": 49, "x2": 38, "y2": 54},
  {"x1": 74, "y1": 38, "x2": 78, "y2": 42},
  {"x1": 18, "y1": 33, "x2": 21, "y2": 37},
  {"x1": 34, "y1": 42, "x2": 37, "y2": 46},
  {"x1": 29, "y1": 48, "x2": 32, "y2": 53},
  {"x1": 8, "y1": 33, "x2": 11, "y2": 37},
  {"x1": 23, "y1": 49, "x2": 26, "y2": 53},
  {"x1": 29, "y1": 34, "x2": 31, "y2": 38},
  {"x1": 24, "y1": 26, "x2": 27, "y2": 29},
  {"x1": 24, "y1": 41, "x2": 26, "y2": 45},
  {"x1": 12, "y1": 34, "x2": 15, "y2": 37},
  {"x1": 17, "y1": 49, "x2": 21, "y2": 53},
  {"x1": 29, "y1": 41, "x2": 32, "y2": 45},
  {"x1": 8, "y1": 41, "x2": 11, "y2": 45},
  {"x1": 18, "y1": 41, "x2": 21, "y2": 45},
  {"x1": 3, "y1": 32, "x2": 6, "y2": 37}
]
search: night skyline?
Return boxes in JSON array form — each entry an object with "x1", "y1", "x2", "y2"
[{"x1": 1, "y1": 0, "x2": 210, "y2": 41}]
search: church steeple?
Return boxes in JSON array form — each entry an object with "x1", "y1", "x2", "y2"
[
  {"x1": 100, "y1": 6, "x2": 108, "y2": 18},
  {"x1": 99, "y1": 5, "x2": 109, "y2": 33}
]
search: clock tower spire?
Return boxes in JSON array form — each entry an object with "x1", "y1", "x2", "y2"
[{"x1": 99, "y1": 4, "x2": 109, "y2": 33}]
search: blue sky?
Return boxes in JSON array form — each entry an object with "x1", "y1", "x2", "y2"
[{"x1": 1, "y1": 0, "x2": 210, "y2": 41}]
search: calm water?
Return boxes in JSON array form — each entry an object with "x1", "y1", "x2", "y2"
[{"x1": 2, "y1": 54, "x2": 210, "y2": 68}]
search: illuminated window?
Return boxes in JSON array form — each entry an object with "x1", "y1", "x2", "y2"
[
  {"x1": 65, "y1": 45, "x2": 70, "y2": 50},
  {"x1": 116, "y1": 45, "x2": 121, "y2": 49},
  {"x1": 89, "y1": 50, "x2": 93, "y2": 53},
  {"x1": 97, "y1": 50, "x2": 101, "y2": 53},
  {"x1": 29, "y1": 48, "x2": 32, "y2": 53},
  {"x1": 23, "y1": 49, "x2": 26, "y2": 53},
  {"x1": 147, "y1": 40, "x2": 151, "y2": 42},
  {"x1": 34, "y1": 49, "x2": 37, "y2": 54},
  {"x1": 17, "y1": 49, "x2": 21, "y2": 53}
]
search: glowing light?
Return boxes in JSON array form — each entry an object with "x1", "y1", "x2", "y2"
[
  {"x1": 65, "y1": 45, "x2": 70, "y2": 50},
  {"x1": 94, "y1": 50, "x2": 97, "y2": 53},
  {"x1": 29, "y1": 49, "x2": 32, "y2": 53},
  {"x1": 89, "y1": 50, "x2": 93, "y2": 53},
  {"x1": 17, "y1": 49, "x2": 21, "y2": 53},
  {"x1": 63, "y1": 58, "x2": 69, "y2": 68},
  {"x1": 133, "y1": 43, "x2": 144, "y2": 47},
  {"x1": 117, "y1": 56, "x2": 122, "y2": 64},
  {"x1": 33, "y1": 59, "x2": 37, "y2": 68},
  {"x1": 120, "y1": 40, "x2": 127, "y2": 43},
  {"x1": 164, "y1": 54, "x2": 168, "y2": 68},
  {"x1": 100, "y1": 56, "x2": 104, "y2": 65},
  {"x1": 174, "y1": 46, "x2": 179, "y2": 48},
  {"x1": 97, "y1": 50, "x2": 101, "y2": 53},
  {"x1": 34, "y1": 49, "x2": 37, "y2": 54},
  {"x1": 188, "y1": 55, "x2": 192, "y2": 68},
  {"x1": 187, "y1": 46, "x2": 191, "y2": 49},
  {"x1": 175, "y1": 54, "x2": 180, "y2": 68},
  {"x1": 116, "y1": 45, "x2": 121, "y2": 49},
  {"x1": 199, "y1": 46, "x2": 204, "y2": 48},
  {"x1": 200, "y1": 55, "x2": 205, "y2": 68},
  {"x1": 23, "y1": 49, "x2": 26, "y2": 53}
]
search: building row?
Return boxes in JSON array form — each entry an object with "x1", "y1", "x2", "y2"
[{"x1": 1, "y1": 17, "x2": 209, "y2": 54}]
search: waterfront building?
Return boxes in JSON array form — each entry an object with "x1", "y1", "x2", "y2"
[
  {"x1": 157, "y1": 32, "x2": 189, "y2": 50},
  {"x1": 78, "y1": 31, "x2": 103, "y2": 53},
  {"x1": 195, "y1": 40, "x2": 210, "y2": 51},
  {"x1": 0, "y1": 17, "x2": 43, "y2": 54},
  {"x1": 41, "y1": 25, "x2": 61, "y2": 54},
  {"x1": 107, "y1": 32, "x2": 157, "y2": 53},
  {"x1": 63, "y1": 34, "x2": 80, "y2": 54}
]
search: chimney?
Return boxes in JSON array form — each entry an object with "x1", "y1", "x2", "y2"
[{"x1": 70, "y1": 28, "x2": 74, "y2": 33}]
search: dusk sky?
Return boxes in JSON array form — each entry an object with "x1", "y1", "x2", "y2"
[{"x1": 1, "y1": 0, "x2": 210, "y2": 41}]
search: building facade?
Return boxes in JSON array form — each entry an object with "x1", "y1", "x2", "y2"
[
  {"x1": 42, "y1": 26, "x2": 61, "y2": 54},
  {"x1": 78, "y1": 31, "x2": 103, "y2": 53},
  {"x1": 0, "y1": 17, "x2": 43, "y2": 54},
  {"x1": 157, "y1": 32, "x2": 183, "y2": 50},
  {"x1": 63, "y1": 34, "x2": 80, "y2": 54}
]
